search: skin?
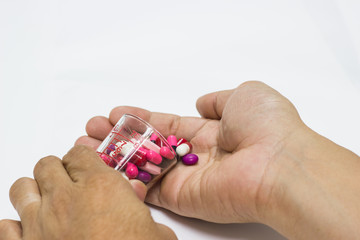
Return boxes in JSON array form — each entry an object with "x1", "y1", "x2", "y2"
[{"x1": 1, "y1": 81, "x2": 360, "y2": 239}]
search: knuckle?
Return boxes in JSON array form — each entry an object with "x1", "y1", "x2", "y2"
[
  {"x1": 63, "y1": 145, "x2": 93, "y2": 163},
  {"x1": 238, "y1": 80, "x2": 263, "y2": 89},
  {"x1": 9, "y1": 177, "x2": 32, "y2": 197},
  {"x1": 34, "y1": 155, "x2": 60, "y2": 174},
  {"x1": 74, "y1": 135, "x2": 88, "y2": 146}
]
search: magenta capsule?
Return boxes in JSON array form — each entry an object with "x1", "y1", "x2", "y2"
[
  {"x1": 137, "y1": 171, "x2": 152, "y2": 183},
  {"x1": 125, "y1": 162, "x2": 139, "y2": 179},
  {"x1": 160, "y1": 146, "x2": 175, "y2": 159},
  {"x1": 182, "y1": 153, "x2": 198, "y2": 165},
  {"x1": 106, "y1": 144, "x2": 116, "y2": 154},
  {"x1": 146, "y1": 149, "x2": 162, "y2": 165}
]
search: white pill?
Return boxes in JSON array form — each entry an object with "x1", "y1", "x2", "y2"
[
  {"x1": 115, "y1": 140, "x2": 134, "y2": 155},
  {"x1": 176, "y1": 143, "x2": 191, "y2": 157}
]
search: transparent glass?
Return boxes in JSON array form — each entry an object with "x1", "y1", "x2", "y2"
[{"x1": 96, "y1": 114, "x2": 177, "y2": 189}]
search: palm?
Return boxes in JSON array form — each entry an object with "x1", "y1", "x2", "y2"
[{"x1": 79, "y1": 82, "x2": 303, "y2": 223}]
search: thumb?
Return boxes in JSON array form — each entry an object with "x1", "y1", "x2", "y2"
[{"x1": 129, "y1": 180, "x2": 148, "y2": 201}]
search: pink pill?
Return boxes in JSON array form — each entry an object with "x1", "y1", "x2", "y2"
[
  {"x1": 160, "y1": 146, "x2": 175, "y2": 159},
  {"x1": 150, "y1": 133, "x2": 158, "y2": 143},
  {"x1": 139, "y1": 162, "x2": 162, "y2": 175},
  {"x1": 146, "y1": 149, "x2": 162, "y2": 165},
  {"x1": 143, "y1": 139, "x2": 161, "y2": 153},
  {"x1": 182, "y1": 153, "x2": 198, "y2": 165},
  {"x1": 125, "y1": 162, "x2": 139, "y2": 179},
  {"x1": 99, "y1": 153, "x2": 111, "y2": 165},
  {"x1": 167, "y1": 135, "x2": 177, "y2": 150}
]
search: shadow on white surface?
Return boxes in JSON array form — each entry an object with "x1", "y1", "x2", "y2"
[{"x1": 150, "y1": 206, "x2": 287, "y2": 240}]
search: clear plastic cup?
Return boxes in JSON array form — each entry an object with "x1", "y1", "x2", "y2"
[{"x1": 96, "y1": 114, "x2": 177, "y2": 189}]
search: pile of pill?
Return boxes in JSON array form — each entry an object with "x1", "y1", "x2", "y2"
[{"x1": 97, "y1": 133, "x2": 198, "y2": 185}]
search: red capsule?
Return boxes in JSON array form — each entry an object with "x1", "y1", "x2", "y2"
[
  {"x1": 130, "y1": 147, "x2": 147, "y2": 167},
  {"x1": 176, "y1": 138, "x2": 187, "y2": 146}
]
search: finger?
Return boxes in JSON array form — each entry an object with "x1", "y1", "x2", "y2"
[
  {"x1": 0, "y1": 220, "x2": 22, "y2": 240},
  {"x1": 9, "y1": 177, "x2": 41, "y2": 226},
  {"x1": 33, "y1": 156, "x2": 72, "y2": 194},
  {"x1": 86, "y1": 116, "x2": 113, "y2": 141},
  {"x1": 129, "y1": 180, "x2": 147, "y2": 201},
  {"x1": 62, "y1": 145, "x2": 108, "y2": 182},
  {"x1": 109, "y1": 106, "x2": 208, "y2": 140},
  {"x1": 196, "y1": 89, "x2": 235, "y2": 119},
  {"x1": 156, "y1": 223, "x2": 177, "y2": 240},
  {"x1": 75, "y1": 136, "x2": 102, "y2": 150}
]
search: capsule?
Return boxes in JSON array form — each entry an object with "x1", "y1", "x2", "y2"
[
  {"x1": 139, "y1": 162, "x2": 162, "y2": 175},
  {"x1": 176, "y1": 142, "x2": 193, "y2": 157},
  {"x1": 167, "y1": 135, "x2": 177, "y2": 151},
  {"x1": 160, "y1": 146, "x2": 175, "y2": 159},
  {"x1": 146, "y1": 149, "x2": 162, "y2": 165},
  {"x1": 182, "y1": 153, "x2": 198, "y2": 165}
]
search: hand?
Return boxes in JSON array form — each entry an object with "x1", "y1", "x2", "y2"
[
  {"x1": 0, "y1": 145, "x2": 176, "y2": 240},
  {"x1": 76, "y1": 81, "x2": 305, "y2": 223}
]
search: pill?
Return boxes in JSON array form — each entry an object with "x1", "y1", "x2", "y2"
[
  {"x1": 125, "y1": 162, "x2": 139, "y2": 179},
  {"x1": 176, "y1": 142, "x2": 193, "y2": 157},
  {"x1": 137, "y1": 171, "x2": 152, "y2": 183},
  {"x1": 115, "y1": 140, "x2": 134, "y2": 156},
  {"x1": 143, "y1": 139, "x2": 161, "y2": 153},
  {"x1": 130, "y1": 147, "x2": 147, "y2": 167},
  {"x1": 146, "y1": 149, "x2": 162, "y2": 165},
  {"x1": 177, "y1": 138, "x2": 187, "y2": 146},
  {"x1": 139, "y1": 162, "x2": 162, "y2": 175},
  {"x1": 106, "y1": 144, "x2": 116, "y2": 154},
  {"x1": 182, "y1": 153, "x2": 198, "y2": 165},
  {"x1": 150, "y1": 133, "x2": 158, "y2": 143},
  {"x1": 100, "y1": 153, "x2": 111, "y2": 165},
  {"x1": 160, "y1": 146, "x2": 175, "y2": 159},
  {"x1": 167, "y1": 135, "x2": 177, "y2": 150}
]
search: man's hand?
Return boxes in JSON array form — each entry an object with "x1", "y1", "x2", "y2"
[{"x1": 0, "y1": 145, "x2": 176, "y2": 240}]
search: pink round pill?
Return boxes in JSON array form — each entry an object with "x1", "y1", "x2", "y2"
[
  {"x1": 100, "y1": 153, "x2": 111, "y2": 165},
  {"x1": 182, "y1": 153, "x2": 198, "y2": 165},
  {"x1": 125, "y1": 162, "x2": 139, "y2": 179}
]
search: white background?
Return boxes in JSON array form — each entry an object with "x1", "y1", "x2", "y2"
[{"x1": 1, "y1": 0, "x2": 359, "y2": 239}]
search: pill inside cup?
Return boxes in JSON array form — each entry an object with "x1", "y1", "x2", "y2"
[{"x1": 96, "y1": 114, "x2": 178, "y2": 189}]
